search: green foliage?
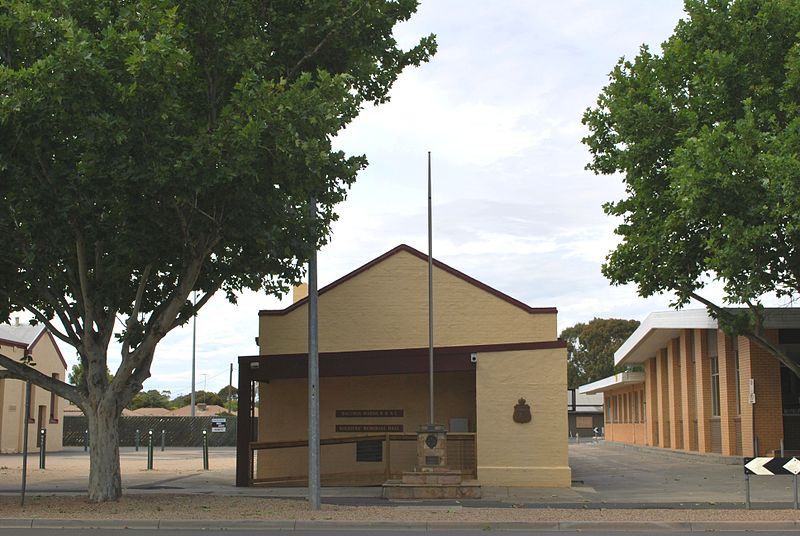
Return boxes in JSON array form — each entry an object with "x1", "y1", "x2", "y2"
[
  {"x1": 217, "y1": 385, "x2": 237, "y2": 401},
  {"x1": 68, "y1": 362, "x2": 113, "y2": 392},
  {"x1": 0, "y1": 1, "x2": 434, "y2": 500},
  {"x1": 0, "y1": 0, "x2": 435, "y2": 402},
  {"x1": 561, "y1": 318, "x2": 640, "y2": 388},
  {"x1": 583, "y1": 0, "x2": 800, "y2": 375},
  {"x1": 170, "y1": 390, "x2": 223, "y2": 408},
  {"x1": 128, "y1": 389, "x2": 171, "y2": 410}
]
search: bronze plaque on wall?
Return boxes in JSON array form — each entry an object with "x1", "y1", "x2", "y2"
[
  {"x1": 335, "y1": 424, "x2": 404, "y2": 433},
  {"x1": 336, "y1": 409, "x2": 404, "y2": 418}
]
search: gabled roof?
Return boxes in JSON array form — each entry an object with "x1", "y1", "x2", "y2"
[
  {"x1": 0, "y1": 323, "x2": 45, "y2": 347},
  {"x1": 260, "y1": 244, "x2": 557, "y2": 316},
  {"x1": 614, "y1": 308, "x2": 800, "y2": 367},
  {"x1": 0, "y1": 323, "x2": 68, "y2": 370}
]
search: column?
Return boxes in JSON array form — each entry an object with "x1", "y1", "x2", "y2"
[
  {"x1": 680, "y1": 330, "x2": 697, "y2": 451},
  {"x1": 667, "y1": 338, "x2": 683, "y2": 449},
  {"x1": 694, "y1": 329, "x2": 712, "y2": 452},
  {"x1": 644, "y1": 357, "x2": 658, "y2": 446},
  {"x1": 656, "y1": 348, "x2": 670, "y2": 448},
  {"x1": 236, "y1": 358, "x2": 254, "y2": 487},
  {"x1": 718, "y1": 332, "x2": 739, "y2": 456}
]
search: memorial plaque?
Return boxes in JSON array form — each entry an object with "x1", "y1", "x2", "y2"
[
  {"x1": 335, "y1": 424, "x2": 403, "y2": 433},
  {"x1": 336, "y1": 409, "x2": 404, "y2": 418}
]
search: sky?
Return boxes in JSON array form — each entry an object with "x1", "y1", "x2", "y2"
[{"x1": 46, "y1": 0, "x2": 738, "y2": 396}]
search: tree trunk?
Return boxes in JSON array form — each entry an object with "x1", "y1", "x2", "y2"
[{"x1": 86, "y1": 402, "x2": 122, "y2": 502}]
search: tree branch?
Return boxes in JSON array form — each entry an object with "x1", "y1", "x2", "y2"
[
  {"x1": 122, "y1": 265, "x2": 152, "y2": 359},
  {"x1": 286, "y1": 5, "x2": 364, "y2": 80},
  {"x1": 0, "y1": 351, "x2": 83, "y2": 408},
  {"x1": 74, "y1": 233, "x2": 95, "y2": 333}
]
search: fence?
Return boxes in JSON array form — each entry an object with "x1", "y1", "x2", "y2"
[
  {"x1": 248, "y1": 432, "x2": 476, "y2": 486},
  {"x1": 63, "y1": 415, "x2": 255, "y2": 447}
]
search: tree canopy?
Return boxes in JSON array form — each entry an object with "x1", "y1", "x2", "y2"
[
  {"x1": 0, "y1": 0, "x2": 435, "y2": 501},
  {"x1": 561, "y1": 318, "x2": 640, "y2": 388},
  {"x1": 582, "y1": 0, "x2": 800, "y2": 377}
]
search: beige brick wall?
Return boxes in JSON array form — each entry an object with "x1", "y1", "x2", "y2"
[
  {"x1": 260, "y1": 249, "x2": 557, "y2": 355},
  {"x1": 718, "y1": 332, "x2": 740, "y2": 456},
  {"x1": 476, "y1": 348, "x2": 570, "y2": 487},
  {"x1": 656, "y1": 349, "x2": 670, "y2": 448},
  {"x1": 694, "y1": 329, "x2": 713, "y2": 453},
  {"x1": 644, "y1": 357, "x2": 658, "y2": 446},
  {"x1": 0, "y1": 336, "x2": 65, "y2": 453}
]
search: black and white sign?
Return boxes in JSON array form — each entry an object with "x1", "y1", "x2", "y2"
[
  {"x1": 211, "y1": 417, "x2": 227, "y2": 433},
  {"x1": 744, "y1": 457, "x2": 800, "y2": 476}
]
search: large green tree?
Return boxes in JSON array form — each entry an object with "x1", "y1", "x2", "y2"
[
  {"x1": 561, "y1": 318, "x2": 640, "y2": 388},
  {"x1": 583, "y1": 0, "x2": 800, "y2": 378},
  {"x1": 0, "y1": 0, "x2": 435, "y2": 501}
]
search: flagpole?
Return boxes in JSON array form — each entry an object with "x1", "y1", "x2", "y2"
[{"x1": 427, "y1": 151, "x2": 434, "y2": 425}]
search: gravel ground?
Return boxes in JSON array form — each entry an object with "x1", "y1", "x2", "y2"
[{"x1": 1, "y1": 495, "x2": 800, "y2": 523}]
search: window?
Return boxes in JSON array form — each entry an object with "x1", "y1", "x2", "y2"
[
  {"x1": 641, "y1": 390, "x2": 646, "y2": 422},
  {"x1": 633, "y1": 391, "x2": 639, "y2": 423},
  {"x1": 356, "y1": 440, "x2": 382, "y2": 462},
  {"x1": 708, "y1": 330, "x2": 720, "y2": 417},
  {"x1": 49, "y1": 373, "x2": 59, "y2": 423},
  {"x1": 711, "y1": 356, "x2": 721, "y2": 417}
]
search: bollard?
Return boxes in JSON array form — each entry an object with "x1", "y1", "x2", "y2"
[
  {"x1": 147, "y1": 430, "x2": 154, "y2": 470},
  {"x1": 38, "y1": 429, "x2": 46, "y2": 469},
  {"x1": 161, "y1": 429, "x2": 166, "y2": 452},
  {"x1": 576, "y1": 432, "x2": 580, "y2": 444},
  {"x1": 202, "y1": 430, "x2": 209, "y2": 471},
  {"x1": 84, "y1": 429, "x2": 89, "y2": 452},
  {"x1": 135, "y1": 429, "x2": 140, "y2": 452},
  {"x1": 795, "y1": 474, "x2": 799, "y2": 510}
]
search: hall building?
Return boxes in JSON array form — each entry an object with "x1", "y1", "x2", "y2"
[
  {"x1": 236, "y1": 244, "x2": 571, "y2": 488},
  {"x1": 579, "y1": 309, "x2": 800, "y2": 457}
]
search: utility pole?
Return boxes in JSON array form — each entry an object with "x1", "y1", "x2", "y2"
[
  {"x1": 308, "y1": 196, "x2": 321, "y2": 510},
  {"x1": 191, "y1": 291, "x2": 197, "y2": 417}
]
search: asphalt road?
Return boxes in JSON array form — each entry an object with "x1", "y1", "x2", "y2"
[{"x1": 1, "y1": 530, "x2": 798, "y2": 535}]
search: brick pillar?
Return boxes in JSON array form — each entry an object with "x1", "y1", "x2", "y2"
[
  {"x1": 694, "y1": 329, "x2": 712, "y2": 453},
  {"x1": 644, "y1": 357, "x2": 658, "y2": 446},
  {"x1": 680, "y1": 330, "x2": 697, "y2": 451},
  {"x1": 739, "y1": 333, "x2": 784, "y2": 456},
  {"x1": 738, "y1": 336, "x2": 755, "y2": 457},
  {"x1": 656, "y1": 348, "x2": 670, "y2": 448},
  {"x1": 667, "y1": 338, "x2": 683, "y2": 449},
  {"x1": 718, "y1": 332, "x2": 740, "y2": 456}
]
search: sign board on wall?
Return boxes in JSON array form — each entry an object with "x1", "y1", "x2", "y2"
[
  {"x1": 211, "y1": 417, "x2": 227, "y2": 433},
  {"x1": 335, "y1": 424, "x2": 403, "y2": 433},
  {"x1": 335, "y1": 409, "x2": 404, "y2": 418}
]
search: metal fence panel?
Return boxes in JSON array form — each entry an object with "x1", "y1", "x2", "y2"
[{"x1": 63, "y1": 415, "x2": 255, "y2": 447}]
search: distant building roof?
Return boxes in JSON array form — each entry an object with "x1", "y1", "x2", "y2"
[
  {"x1": 578, "y1": 371, "x2": 646, "y2": 395},
  {"x1": 171, "y1": 404, "x2": 229, "y2": 416},
  {"x1": 0, "y1": 322, "x2": 46, "y2": 347}
]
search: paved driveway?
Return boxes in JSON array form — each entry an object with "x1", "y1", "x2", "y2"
[{"x1": 569, "y1": 440, "x2": 798, "y2": 506}]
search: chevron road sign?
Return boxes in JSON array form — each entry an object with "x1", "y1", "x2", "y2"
[{"x1": 744, "y1": 457, "x2": 800, "y2": 476}]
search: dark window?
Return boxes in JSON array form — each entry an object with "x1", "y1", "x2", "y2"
[
  {"x1": 778, "y1": 329, "x2": 800, "y2": 344},
  {"x1": 356, "y1": 440, "x2": 382, "y2": 462},
  {"x1": 49, "y1": 373, "x2": 59, "y2": 422}
]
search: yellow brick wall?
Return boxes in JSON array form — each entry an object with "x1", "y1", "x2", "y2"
[
  {"x1": 256, "y1": 371, "x2": 475, "y2": 482},
  {"x1": 260, "y1": 249, "x2": 556, "y2": 355},
  {"x1": 475, "y1": 348, "x2": 570, "y2": 487}
]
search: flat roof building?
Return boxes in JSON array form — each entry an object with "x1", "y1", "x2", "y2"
[{"x1": 579, "y1": 309, "x2": 800, "y2": 456}]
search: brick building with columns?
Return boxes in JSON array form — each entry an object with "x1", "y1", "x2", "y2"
[{"x1": 579, "y1": 309, "x2": 800, "y2": 457}]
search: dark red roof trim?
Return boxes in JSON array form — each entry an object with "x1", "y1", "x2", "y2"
[
  {"x1": 238, "y1": 340, "x2": 566, "y2": 380},
  {"x1": 0, "y1": 337, "x2": 27, "y2": 349},
  {"x1": 259, "y1": 244, "x2": 557, "y2": 317}
]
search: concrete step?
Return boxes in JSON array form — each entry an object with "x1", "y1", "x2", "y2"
[{"x1": 382, "y1": 479, "x2": 482, "y2": 499}]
